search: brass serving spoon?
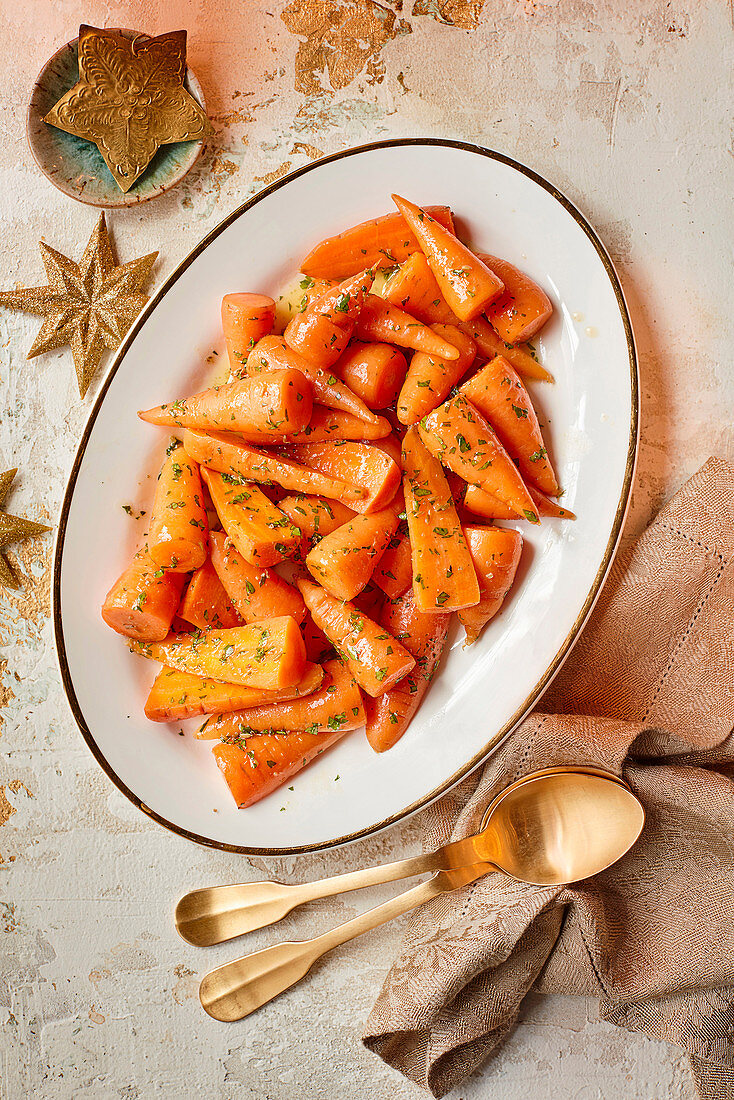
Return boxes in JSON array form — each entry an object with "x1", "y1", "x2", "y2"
[
  {"x1": 176, "y1": 766, "x2": 632, "y2": 948},
  {"x1": 196, "y1": 769, "x2": 644, "y2": 1022}
]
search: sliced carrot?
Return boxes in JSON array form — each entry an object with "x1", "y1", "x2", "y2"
[
  {"x1": 305, "y1": 506, "x2": 400, "y2": 601},
  {"x1": 182, "y1": 427, "x2": 362, "y2": 503},
  {"x1": 129, "y1": 617, "x2": 306, "y2": 689},
  {"x1": 202, "y1": 467, "x2": 300, "y2": 567},
  {"x1": 298, "y1": 577, "x2": 415, "y2": 697},
  {"x1": 476, "y1": 253, "x2": 553, "y2": 344},
  {"x1": 372, "y1": 524, "x2": 412, "y2": 599},
  {"x1": 146, "y1": 442, "x2": 208, "y2": 572},
  {"x1": 213, "y1": 727, "x2": 350, "y2": 808},
  {"x1": 178, "y1": 558, "x2": 242, "y2": 630},
  {"x1": 198, "y1": 658, "x2": 363, "y2": 739},
  {"x1": 285, "y1": 442, "x2": 400, "y2": 515},
  {"x1": 392, "y1": 195, "x2": 504, "y2": 321},
  {"x1": 397, "y1": 323, "x2": 476, "y2": 426},
  {"x1": 365, "y1": 590, "x2": 450, "y2": 752},
  {"x1": 458, "y1": 525, "x2": 523, "y2": 644},
  {"x1": 463, "y1": 483, "x2": 576, "y2": 520},
  {"x1": 333, "y1": 342, "x2": 407, "y2": 410},
  {"x1": 460, "y1": 356, "x2": 559, "y2": 496},
  {"x1": 101, "y1": 549, "x2": 185, "y2": 642},
  {"x1": 289, "y1": 406, "x2": 392, "y2": 443},
  {"x1": 300, "y1": 205, "x2": 455, "y2": 280},
  {"x1": 221, "y1": 293, "x2": 276, "y2": 373},
  {"x1": 459, "y1": 315, "x2": 553, "y2": 383},
  {"x1": 284, "y1": 271, "x2": 372, "y2": 369},
  {"x1": 138, "y1": 371, "x2": 312, "y2": 437},
  {"x1": 247, "y1": 336, "x2": 381, "y2": 425},
  {"x1": 383, "y1": 251, "x2": 456, "y2": 325},
  {"x1": 209, "y1": 529, "x2": 305, "y2": 625},
  {"x1": 355, "y1": 294, "x2": 460, "y2": 360},
  {"x1": 418, "y1": 394, "x2": 539, "y2": 523},
  {"x1": 277, "y1": 494, "x2": 356, "y2": 553},
  {"x1": 144, "y1": 662, "x2": 323, "y2": 723},
  {"x1": 402, "y1": 427, "x2": 479, "y2": 612}
]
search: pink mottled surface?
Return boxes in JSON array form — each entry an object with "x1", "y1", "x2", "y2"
[{"x1": 0, "y1": 2, "x2": 730, "y2": 1097}]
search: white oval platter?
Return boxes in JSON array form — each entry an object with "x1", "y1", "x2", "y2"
[{"x1": 53, "y1": 139, "x2": 637, "y2": 854}]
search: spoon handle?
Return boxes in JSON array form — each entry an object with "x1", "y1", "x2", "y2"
[
  {"x1": 199, "y1": 862, "x2": 491, "y2": 1021},
  {"x1": 176, "y1": 850, "x2": 440, "y2": 946}
]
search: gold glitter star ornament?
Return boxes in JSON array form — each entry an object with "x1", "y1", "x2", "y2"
[
  {"x1": 0, "y1": 469, "x2": 51, "y2": 590},
  {"x1": 0, "y1": 214, "x2": 157, "y2": 398},
  {"x1": 44, "y1": 26, "x2": 213, "y2": 192}
]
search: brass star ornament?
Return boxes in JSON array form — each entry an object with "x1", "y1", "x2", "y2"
[
  {"x1": 0, "y1": 214, "x2": 157, "y2": 398},
  {"x1": 0, "y1": 469, "x2": 51, "y2": 590},
  {"x1": 44, "y1": 25, "x2": 213, "y2": 193}
]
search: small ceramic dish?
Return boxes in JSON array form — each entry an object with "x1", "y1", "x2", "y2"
[{"x1": 26, "y1": 29, "x2": 208, "y2": 208}]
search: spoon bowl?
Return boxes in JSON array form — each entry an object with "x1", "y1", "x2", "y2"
[{"x1": 476, "y1": 769, "x2": 644, "y2": 885}]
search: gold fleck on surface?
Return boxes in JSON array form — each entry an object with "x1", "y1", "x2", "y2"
[
  {"x1": 253, "y1": 160, "x2": 293, "y2": 185},
  {"x1": 411, "y1": 0, "x2": 485, "y2": 28},
  {"x1": 44, "y1": 25, "x2": 213, "y2": 193},
  {"x1": 0, "y1": 214, "x2": 157, "y2": 397},
  {"x1": 0, "y1": 780, "x2": 33, "y2": 827},
  {"x1": 281, "y1": 0, "x2": 411, "y2": 94}
]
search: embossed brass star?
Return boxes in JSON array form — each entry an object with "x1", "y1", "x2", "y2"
[
  {"x1": 0, "y1": 214, "x2": 157, "y2": 398},
  {"x1": 44, "y1": 25, "x2": 213, "y2": 192},
  {"x1": 0, "y1": 469, "x2": 51, "y2": 590}
]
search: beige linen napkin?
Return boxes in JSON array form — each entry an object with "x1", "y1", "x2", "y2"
[{"x1": 363, "y1": 457, "x2": 734, "y2": 1100}]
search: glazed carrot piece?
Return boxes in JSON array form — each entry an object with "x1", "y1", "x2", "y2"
[
  {"x1": 460, "y1": 356, "x2": 559, "y2": 496},
  {"x1": 365, "y1": 590, "x2": 450, "y2": 752},
  {"x1": 305, "y1": 506, "x2": 400, "y2": 601},
  {"x1": 198, "y1": 658, "x2": 364, "y2": 739},
  {"x1": 209, "y1": 529, "x2": 306, "y2": 625},
  {"x1": 298, "y1": 577, "x2": 415, "y2": 697},
  {"x1": 418, "y1": 394, "x2": 539, "y2": 523},
  {"x1": 458, "y1": 525, "x2": 523, "y2": 644},
  {"x1": 402, "y1": 427, "x2": 479, "y2": 612},
  {"x1": 247, "y1": 336, "x2": 381, "y2": 425},
  {"x1": 146, "y1": 443, "x2": 208, "y2": 572},
  {"x1": 383, "y1": 251, "x2": 455, "y2": 325},
  {"x1": 101, "y1": 549, "x2": 186, "y2": 642},
  {"x1": 333, "y1": 342, "x2": 407, "y2": 410},
  {"x1": 138, "y1": 371, "x2": 312, "y2": 437},
  {"x1": 285, "y1": 442, "x2": 400, "y2": 514},
  {"x1": 397, "y1": 323, "x2": 476, "y2": 426},
  {"x1": 129, "y1": 617, "x2": 306, "y2": 689},
  {"x1": 459, "y1": 315, "x2": 553, "y2": 383},
  {"x1": 213, "y1": 726, "x2": 350, "y2": 808},
  {"x1": 178, "y1": 558, "x2": 242, "y2": 630},
  {"x1": 476, "y1": 253, "x2": 553, "y2": 345},
  {"x1": 277, "y1": 494, "x2": 356, "y2": 551},
  {"x1": 202, "y1": 468, "x2": 300, "y2": 567},
  {"x1": 392, "y1": 195, "x2": 504, "y2": 322},
  {"x1": 221, "y1": 293, "x2": 276, "y2": 373},
  {"x1": 182, "y1": 428, "x2": 362, "y2": 504},
  {"x1": 355, "y1": 294, "x2": 460, "y2": 360},
  {"x1": 290, "y1": 406, "x2": 392, "y2": 442},
  {"x1": 463, "y1": 483, "x2": 576, "y2": 520},
  {"x1": 300, "y1": 205, "x2": 455, "y2": 280},
  {"x1": 144, "y1": 662, "x2": 324, "y2": 723},
  {"x1": 372, "y1": 524, "x2": 412, "y2": 600},
  {"x1": 284, "y1": 270, "x2": 372, "y2": 369}
]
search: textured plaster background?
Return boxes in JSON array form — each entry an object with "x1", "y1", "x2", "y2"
[{"x1": 1, "y1": 1, "x2": 732, "y2": 1097}]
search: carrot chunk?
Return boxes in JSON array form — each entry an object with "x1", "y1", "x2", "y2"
[
  {"x1": 101, "y1": 549, "x2": 185, "y2": 641},
  {"x1": 285, "y1": 442, "x2": 400, "y2": 515},
  {"x1": 209, "y1": 529, "x2": 306, "y2": 625},
  {"x1": 305, "y1": 506, "x2": 400, "y2": 601},
  {"x1": 178, "y1": 558, "x2": 242, "y2": 630},
  {"x1": 333, "y1": 342, "x2": 407, "y2": 410},
  {"x1": 458, "y1": 315, "x2": 553, "y2": 383},
  {"x1": 392, "y1": 195, "x2": 504, "y2": 321},
  {"x1": 202, "y1": 467, "x2": 300, "y2": 567},
  {"x1": 355, "y1": 294, "x2": 460, "y2": 359},
  {"x1": 458, "y1": 525, "x2": 523, "y2": 644},
  {"x1": 397, "y1": 323, "x2": 476, "y2": 426},
  {"x1": 146, "y1": 442, "x2": 208, "y2": 572},
  {"x1": 144, "y1": 662, "x2": 323, "y2": 722},
  {"x1": 476, "y1": 253, "x2": 553, "y2": 345},
  {"x1": 298, "y1": 577, "x2": 415, "y2": 697},
  {"x1": 365, "y1": 590, "x2": 450, "y2": 752},
  {"x1": 221, "y1": 293, "x2": 276, "y2": 373},
  {"x1": 284, "y1": 271, "x2": 372, "y2": 369},
  {"x1": 402, "y1": 427, "x2": 479, "y2": 612}
]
